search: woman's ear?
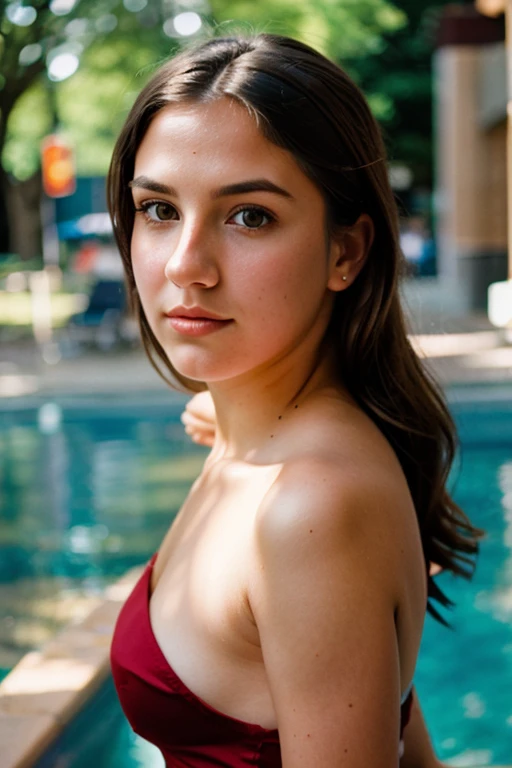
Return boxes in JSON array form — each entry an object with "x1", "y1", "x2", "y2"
[{"x1": 327, "y1": 214, "x2": 374, "y2": 292}]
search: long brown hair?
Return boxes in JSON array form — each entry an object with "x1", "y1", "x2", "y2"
[{"x1": 107, "y1": 33, "x2": 483, "y2": 624}]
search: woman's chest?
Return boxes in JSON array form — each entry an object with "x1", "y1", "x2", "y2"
[{"x1": 150, "y1": 462, "x2": 281, "y2": 653}]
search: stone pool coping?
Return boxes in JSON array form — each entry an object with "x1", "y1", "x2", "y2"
[
  {"x1": 1, "y1": 559, "x2": 511, "y2": 768},
  {"x1": 0, "y1": 562, "x2": 145, "y2": 768}
]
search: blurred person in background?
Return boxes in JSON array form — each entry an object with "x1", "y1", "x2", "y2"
[
  {"x1": 108, "y1": 34, "x2": 481, "y2": 767},
  {"x1": 400, "y1": 216, "x2": 437, "y2": 278}
]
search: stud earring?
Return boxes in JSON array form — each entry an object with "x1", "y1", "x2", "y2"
[{"x1": 342, "y1": 275, "x2": 347, "y2": 282}]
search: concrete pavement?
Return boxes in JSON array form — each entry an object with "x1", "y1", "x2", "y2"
[{"x1": 0, "y1": 277, "x2": 511, "y2": 399}]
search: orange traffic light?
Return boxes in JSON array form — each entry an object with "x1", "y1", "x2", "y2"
[{"x1": 41, "y1": 135, "x2": 76, "y2": 198}]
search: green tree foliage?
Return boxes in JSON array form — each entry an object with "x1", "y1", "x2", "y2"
[
  {"x1": 2, "y1": 0, "x2": 410, "y2": 182},
  {"x1": 211, "y1": 0, "x2": 461, "y2": 189},
  {"x1": 0, "y1": 0, "x2": 461, "y2": 255},
  {"x1": 341, "y1": 0, "x2": 464, "y2": 188},
  {"x1": 0, "y1": 0, "x2": 201, "y2": 252},
  {"x1": 211, "y1": 0, "x2": 407, "y2": 59},
  {"x1": 0, "y1": 0, "x2": 193, "y2": 180}
]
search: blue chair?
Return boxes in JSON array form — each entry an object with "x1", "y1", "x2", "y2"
[{"x1": 66, "y1": 279, "x2": 127, "y2": 351}]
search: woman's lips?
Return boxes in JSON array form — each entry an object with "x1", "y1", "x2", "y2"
[{"x1": 166, "y1": 316, "x2": 233, "y2": 336}]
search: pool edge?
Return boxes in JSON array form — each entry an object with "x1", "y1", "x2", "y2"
[{"x1": 0, "y1": 563, "x2": 145, "y2": 768}]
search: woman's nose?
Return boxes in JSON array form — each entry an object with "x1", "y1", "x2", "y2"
[{"x1": 164, "y1": 223, "x2": 220, "y2": 289}]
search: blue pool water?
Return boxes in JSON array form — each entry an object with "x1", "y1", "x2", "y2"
[
  {"x1": 0, "y1": 392, "x2": 205, "y2": 681},
  {"x1": 2, "y1": 387, "x2": 512, "y2": 766}
]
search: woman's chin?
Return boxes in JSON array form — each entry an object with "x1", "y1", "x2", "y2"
[
  {"x1": 164, "y1": 343, "x2": 272, "y2": 384},
  {"x1": 166, "y1": 353, "x2": 238, "y2": 384}
]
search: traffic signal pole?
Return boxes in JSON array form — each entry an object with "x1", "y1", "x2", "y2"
[
  {"x1": 32, "y1": 134, "x2": 76, "y2": 363},
  {"x1": 33, "y1": 191, "x2": 60, "y2": 363},
  {"x1": 40, "y1": 196, "x2": 60, "y2": 267}
]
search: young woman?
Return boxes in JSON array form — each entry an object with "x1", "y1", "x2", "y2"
[{"x1": 108, "y1": 34, "x2": 481, "y2": 767}]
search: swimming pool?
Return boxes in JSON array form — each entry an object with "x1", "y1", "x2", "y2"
[
  {"x1": 0, "y1": 392, "x2": 206, "y2": 681},
  {"x1": 2, "y1": 387, "x2": 511, "y2": 766}
]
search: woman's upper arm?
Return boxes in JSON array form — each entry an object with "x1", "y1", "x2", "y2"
[{"x1": 251, "y1": 459, "x2": 404, "y2": 767}]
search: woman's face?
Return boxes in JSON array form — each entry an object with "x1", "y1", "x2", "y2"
[{"x1": 130, "y1": 97, "x2": 341, "y2": 384}]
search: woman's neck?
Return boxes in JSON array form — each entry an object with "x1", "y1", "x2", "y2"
[{"x1": 206, "y1": 342, "x2": 339, "y2": 463}]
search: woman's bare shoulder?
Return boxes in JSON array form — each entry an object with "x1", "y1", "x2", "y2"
[
  {"x1": 254, "y1": 449, "x2": 409, "y2": 561},
  {"x1": 283, "y1": 389, "x2": 393, "y2": 451},
  {"x1": 252, "y1": 397, "x2": 421, "y2": 605},
  {"x1": 278, "y1": 392, "x2": 410, "y2": 497},
  {"x1": 249, "y1": 452, "x2": 408, "y2": 763}
]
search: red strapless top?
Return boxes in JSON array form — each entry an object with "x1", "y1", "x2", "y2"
[{"x1": 110, "y1": 553, "x2": 414, "y2": 767}]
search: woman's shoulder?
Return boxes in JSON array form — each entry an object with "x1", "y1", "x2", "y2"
[
  {"x1": 255, "y1": 448, "x2": 410, "y2": 554},
  {"x1": 249, "y1": 452, "x2": 409, "y2": 651},
  {"x1": 278, "y1": 390, "x2": 408, "y2": 491},
  {"x1": 252, "y1": 396, "x2": 421, "y2": 596}
]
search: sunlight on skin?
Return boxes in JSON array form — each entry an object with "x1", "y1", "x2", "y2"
[{"x1": 183, "y1": 393, "x2": 446, "y2": 578}]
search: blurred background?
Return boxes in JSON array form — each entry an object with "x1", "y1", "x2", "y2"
[{"x1": 0, "y1": 1, "x2": 512, "y2": 767}]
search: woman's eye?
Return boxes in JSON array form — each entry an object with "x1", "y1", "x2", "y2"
[
  {"x1": 136, "y1": 201, "x2": 178, "y2": 222},
  {"x1": 231, "y1": 207, "x2": 272, "y2": 229}
]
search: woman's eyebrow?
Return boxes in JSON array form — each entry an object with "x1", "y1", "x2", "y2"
[
  {"x1": 129, "y1": 176, "x2": 176, "y2": 195},
  {"x1": 212, "y1": 179, "x2": 294, "y2": 200},
  {"x1": 129, "y1": 176, "x2": 294, "y2": 200}
]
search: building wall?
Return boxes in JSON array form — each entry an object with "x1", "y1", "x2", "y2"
[
  {"x1": 434, "y1": 9, "x2": 507, "y2": 310},
  {"x1": 479, "y1": 42, "x2": 507, "y2": 126}
]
